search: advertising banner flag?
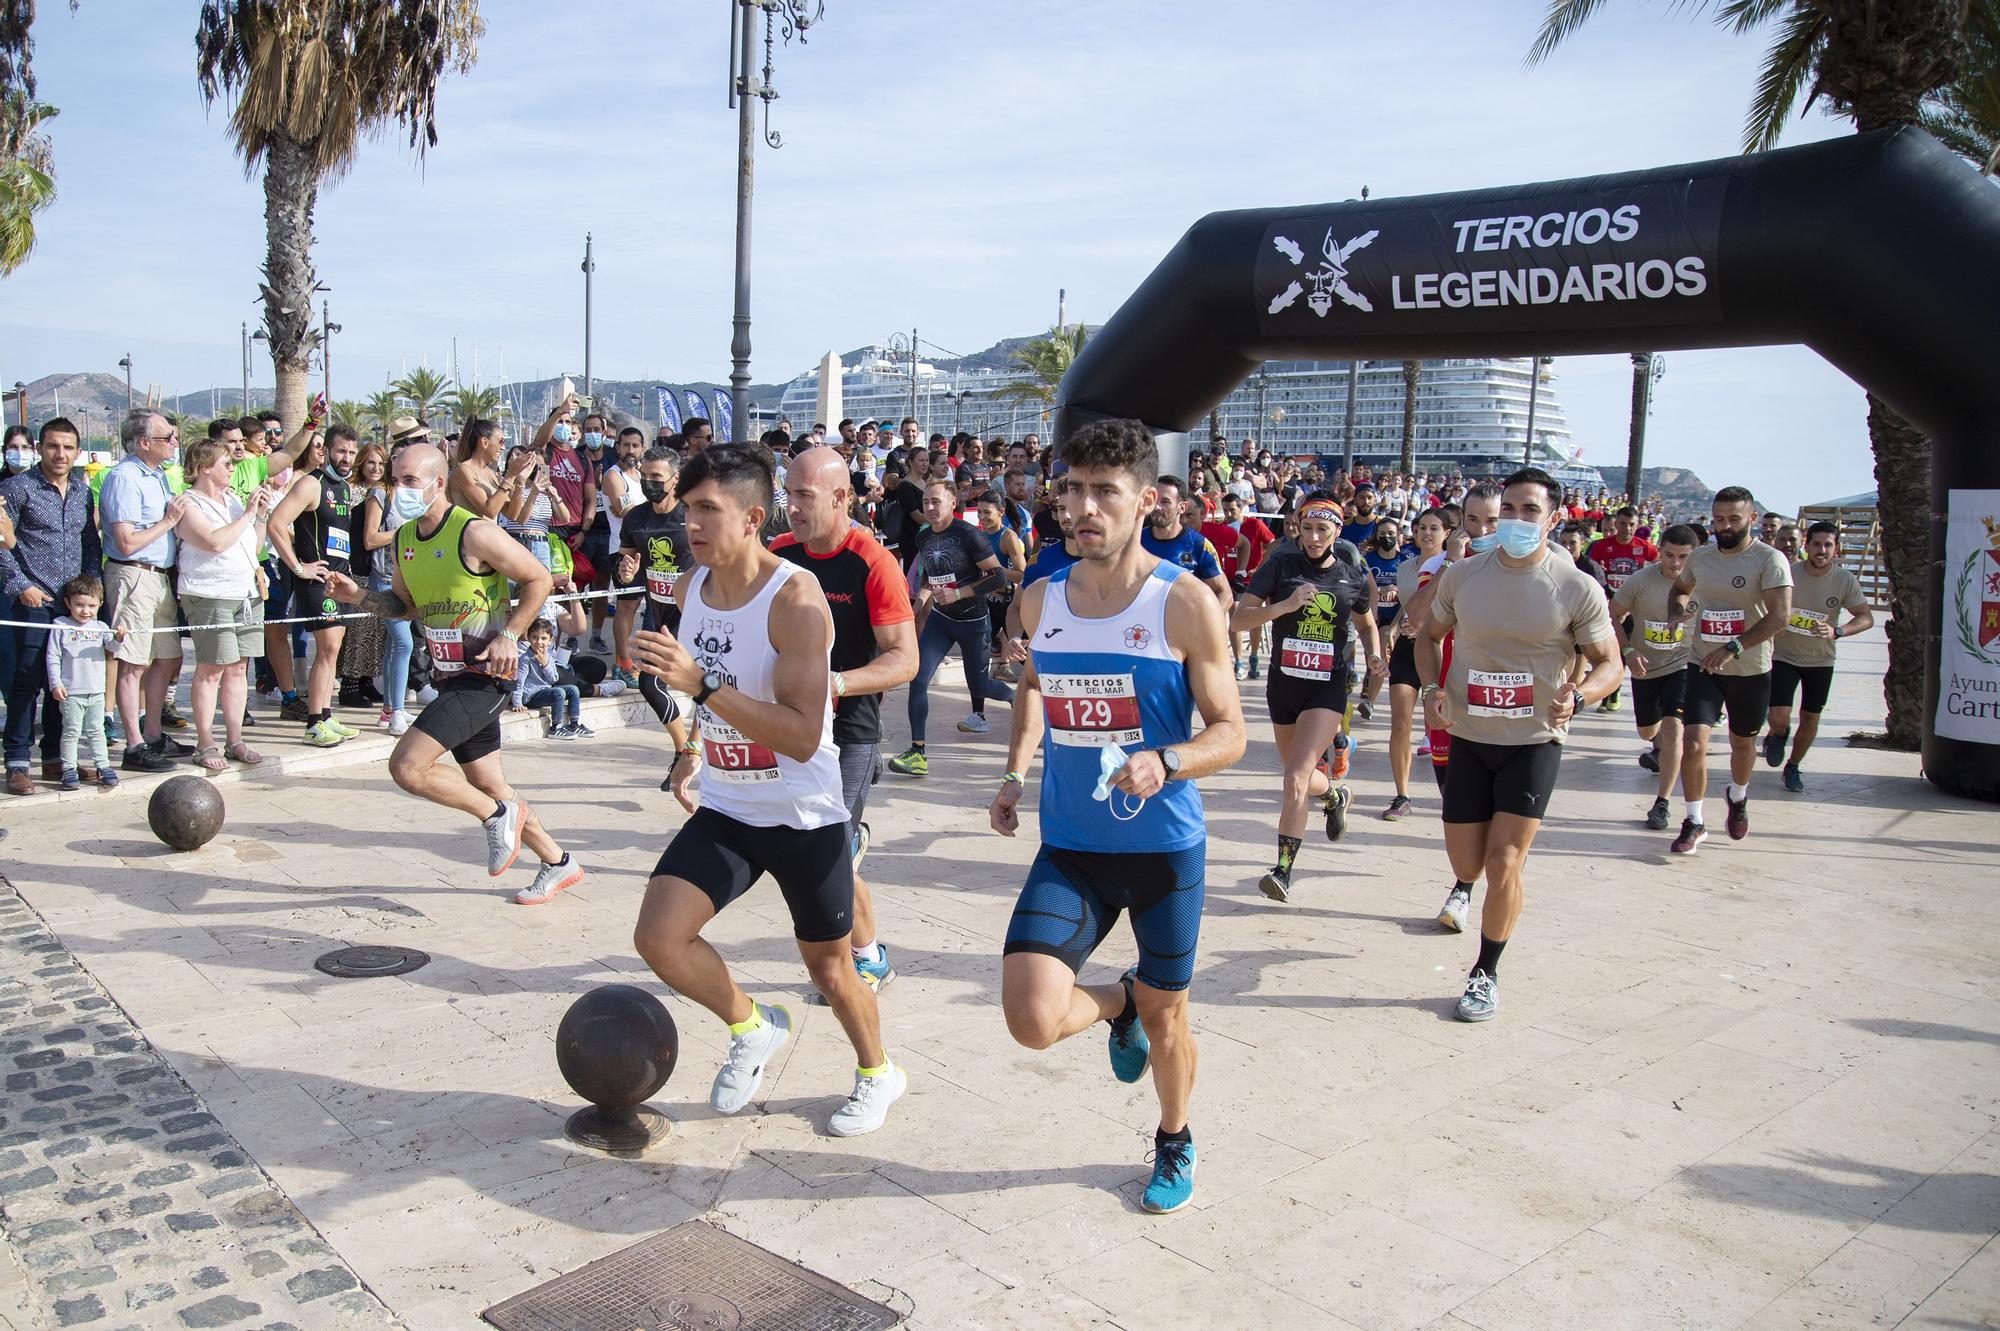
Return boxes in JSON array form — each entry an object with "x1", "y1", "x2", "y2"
[
  {"x1": 684, "y1": 390, "x2": 708, "y2": 427},
  {"x1": 657, "y1": 387, "x2": 682, "y2": 433},
  {"x1": 714, "y1": 390, "x2": 734, "y2": 443}
]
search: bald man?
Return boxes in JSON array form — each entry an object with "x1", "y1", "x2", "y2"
[
  {"x1": 771, "y1": 447, "x2": 918, "y2": 992},
  {"x1": 326, "y1": 446, "x2": 586, "y2": 906}
]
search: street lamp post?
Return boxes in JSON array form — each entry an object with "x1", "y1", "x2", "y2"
[
  {"x1": 1522, "y1": 356, "x2": 1552, "y2": 467},
  {"x1": 582, "y1": 233, "x2": 595, "y2": 403},
  {"x1": 728, "y1": 0, "x2": 825, "y2": 446},
  {"x1": 11, "y1": 382, "x2": 24, "y2": 429},
  {"x1": 118, "y1": 355, "x2": 133, "y2": 414},
  {"x1": 322, "y1": 301, "x2": 342, "y2": 404},
  {"x1": 1342, "y1": 359, "x2": 1360, "y2": 475}
]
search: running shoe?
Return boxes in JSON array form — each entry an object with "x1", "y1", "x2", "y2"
[
  {"x1": 58, "y1": 767, "x2": 80, "y2": 792},
  {"x1": 1141, "y1": 1137, "x2": 1197, "y2": 1214},
  {"x1": 415, "y1": 685, "x2": 440, "y2": 705},
  {"x1": 1437, "y1": 884, "x2": 1471, "y2": 933},
  {"x1": 1762, "y1": 730, "x2": 1788, "y2": 768},
  {"x1": 1638, "y1": 746, "x2": 1660, "y2": 773},
  {"x1": 571, "y1": 721, "x2": 595, "y2": 739},
  {"x1": 150, "y1": 734, "x2": 194, "y2": 757},
  {"x1": 596, "y1": 680, "x2": 628, "y2": 698},
  {"x1": 377, "y1": 708, "x2": 395, "y2": 728},
  {"x1": 589, "y1": 632, "x2": 609, "y2": 654},
  {"x1": 515, "y1": 854, "x2": 584, "y2": 906},
  {"x1": 1383, "y1": 794, "x2": 1411, "y2": 821},
  {"x1": 1246, "y1": 658, "x2": 1260, "y2": 680},
  {"x1": 96, "y1": 769, "x2": 119, "y2": 789},
  {"x1": 1670, "y1": 818, "x2": 1708, "y2": 855},
  {"x1": 548, "y1": 721, "x2": 574, "y2": 739},
  {"x1": 325, "y1": 716, "x2": 361, "y2": 738},
  {"x1": 1783, "y1": 763, "x2": 1805, "y2": 794},
  {"x1": 1645, "y1": 797, "x2": 1671, "y2": 831},
  {"x1": 614, "y1": 667, "x2": 640, "y2": 688},
  {"x1": 483, "y1": 799, "x2": 524, "y2": 877},
  {"x1": 1233, "y1": 658, "x2": 1247, "y2": 681},
  {"x1": 851, "y1": 820, "x2": 871, "y2": 873},
  {"x1": 1456, "y1": 970, "x2": 1498, "y2": 1023},
  {"x1": 957, "y1": 713, "x2": 990, "y2": 734},
  {"x1": 887, "y1": 748, "x2": 928, "y2": 777},
  {"x1": 1323, "y1": 785, "x2": 1350, "y2": 842},
  {"x1": 1108, "y1": 967, "x2": 1150, "y2": 1084},
  {"x1": 1258, "y1": 865, "x2": 1292, "y2": 903},
  {"x1": 1327, "y1": 734, "x2": 1351, "y2": 781},
  {"x1": 159, "y1": 701, "x2": 188, "y2": 730},
  {"x1": 710, "y1": 1003, "x2": 790, "y2": 1115},
  {"x1": 1355, "y1": 698, "x2": 1374, "y2": 721},
  {"x1": 1725, "y1": 791, "x2": 1750, "y2": 841},
  {"x1": 827, "y1": 1061, "x2": 906, "y2": 1137},
  {"x1": 854, "y1": 944, "x2": 895, "y2": 992},
  {"x1": 387, "y1": 710, "x2": 413, "y2": 736},
  {"x1": 304, "y1": 719, "x2": 348, "y2": 748},
  {"x1": 280, "y1": 695, "x2": 311, "y2": 723},
  {"x1": 1597, "y1": 695, "x2": 1621, "y2": 713}
]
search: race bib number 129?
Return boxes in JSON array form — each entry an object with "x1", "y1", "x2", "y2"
[{"x1": 1040, "y1": 673, "x2": 1143, "y2": 747}]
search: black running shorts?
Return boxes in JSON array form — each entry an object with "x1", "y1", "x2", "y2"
[
  {"x1": 1631, "y1": 668, "x2": 1690, "y2": 729},
  {"x1": 1266, "y1": 670, "x2": 1350, "y2": 727},
  {"x1": 1388, "y1": 635, "x2": 1421, "y2": 690},
  {"x1": 1770, "y1": 660, "x2": 1834, "y2": 716},
  {"x1": 411, "y1": 675, "x2": 509, "y2": 764},
  {"x1": 653, "y1": 808, "x2": 854, "y2": 943},
  {"x1": 1441, "y1": 735, "x2": 1563, "y2": 824},
  {"x1": 1683, "y1": 669, "x2": 1772, "y2": 737}
]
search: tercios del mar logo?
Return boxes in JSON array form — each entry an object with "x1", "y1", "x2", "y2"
[{"x1": 1268, "y1": 227, "x2": 1380, "y2": 317}]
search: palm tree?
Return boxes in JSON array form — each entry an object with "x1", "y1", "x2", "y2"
[
  {"x1": 363, "y1": 388, "x2": 402, "y2": 439},
  {"x1": 1529, "y1": 0, "x2": 1970, "y2": 750},
  {"x1": 390, "y1": 367, "x2": 452, "y2": 424},
  {"x1": 197, "y1": 1, "x2": 483, "y2": 437},
  {"x1": 1398, "y1": 360, "x2": 1420, "y2": 479},
  {"x1": 329, "y1": 398, "x2": 367, "y2": 432},
  {"x1": 1922, "y1": 0, "x2": 2000, "y2": 173},
  {"x1": 443, "y1": 384, "x2": 500, "y2": 425},
  {"x1": 996, "y1": 325, "x2": 1088, "y2": 409},
  {"x1": 0, "y1": 99, "x2": 55, "y2": 276}
]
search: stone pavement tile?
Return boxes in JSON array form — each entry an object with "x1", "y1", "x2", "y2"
[
  {"x1": 1224, "y1": 1202, "x2": 1516, "y2": 1331},
  {"x1": 1592, "y1": 1169, "x2": 1868, "y2": 1295},
  {"x1": 271, "y1": 1114, "x2": 576, "y2": 1227},
  {"x1": 317, "y1": 1202, "x2": 527, "y2": 1325},
  {"x1": 1858, "y1": 1001, "x2": 2000, "y2": 1123},
  {"x1": 1452, "y1": 1227, "x2": 1774, "y2": 1331},
  {"x1": 708, "y1": 1158, "x2": 981, "y2": 1292},
  {"x1": 200, "y1": 1083, "x2": 358, "y2": 1160},
  {"x1": 1606, "y1": 1037, "x2": 1836, "y2": 1130},
  {"x1": 913, "y1": 1274, "x2": 1119, "y2": 1330},
  {"x1": 881, "y1": 1249, "x2": 1009, "y2": 1317},
  {"x1": 1854, "y1": 1128, "x2": 2000, "y2": 1271},
  {"x1": 1735, "y1": 1237, "x2": 1958, "y2": 1330},
  {"x1": 1895, "y1": 1234, "x2": 2000, "y2": 1329},
  {"x1": 1112, "y1": 1267, "x2": 1368, "y2": 1331}
]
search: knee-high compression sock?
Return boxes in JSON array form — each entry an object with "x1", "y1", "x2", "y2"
[
  {"x1": 1277, "y1": 834, "x2": 1302, "y2": 873},
  {"x1": 1473, "y1": 934, "x2": 1507, "y2": 980}
]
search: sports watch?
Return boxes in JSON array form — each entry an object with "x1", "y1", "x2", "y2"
[
  {"x1": 1155, "y1": 747, "x2": 1183, "y2": 780},
  {"x1": 693, "y1": 671, "x2": 725, "y2": 705}
]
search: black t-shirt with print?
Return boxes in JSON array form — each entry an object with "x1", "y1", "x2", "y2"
[
  {"x1": 619, "y1": 502, "x2": 691, "y2": 628},
  {"x1": 1247, "y1": 548, "x2": 1372, "y2": 683},
  {"x1": 911, "y1": 520, "x2": 993, "y2": 622}
]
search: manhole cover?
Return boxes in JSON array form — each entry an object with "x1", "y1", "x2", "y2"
[
  {"x1": 314, "y1": 946, "x2": 430, "y2": 979},
  {"x1": 482, "y1": 1220, "x2": 900, "y2": 1331}
]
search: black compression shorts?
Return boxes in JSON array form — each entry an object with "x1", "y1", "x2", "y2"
[
  {"x1": 1441, "y1": 735, "x2": 1563, "y2": 824},
  {"x1": 654, "y1": 808, "x2": 854, "y2": 943},
  {"x1": 1683, "y1": 669, "x2": 1772, "y2": 737},
  {"x1": 1266, "y1": 670, "x2": 1350, "y2": 727},
  {"x1": 412, "y1": 675, "x2": 509, "y2": 764},
  {"x1": 1631, "y1": 668, "x2": 1689, "y2": 729},
  {"x1": 1770, "y1": 660, "x2": 1834, "y2": 715},
  {"x1": 1388, "y1": 635, "x2": 1420, "y2": 690}
]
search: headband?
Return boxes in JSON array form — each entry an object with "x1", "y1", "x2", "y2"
[{"x1": 1298, "y1": 501, "x2": 1343, "y2": 524}]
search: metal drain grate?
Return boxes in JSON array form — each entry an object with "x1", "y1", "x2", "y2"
[
  {"x1": 314, "y1": 945, "x2": 430, "y2": 978},
  {"x1": 482, "y1": 1220, "x2": 900, "y2": 1331}
]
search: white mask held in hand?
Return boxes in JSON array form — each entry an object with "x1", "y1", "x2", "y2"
[{"x1": 1093, "y1": 744, "x2": 1146, "y2": 822}]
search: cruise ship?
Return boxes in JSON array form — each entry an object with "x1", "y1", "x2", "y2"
[{"x1": 773, "y1": 347, "x2": 1603, "y2": 489}]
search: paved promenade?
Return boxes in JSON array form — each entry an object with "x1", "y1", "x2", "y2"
[{"x1": 1, "y1": 626, "x2": 1996, "y2": 1330}]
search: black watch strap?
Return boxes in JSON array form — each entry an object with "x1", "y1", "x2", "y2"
[{"x1": 693, "y1": 676, "x2": 717, "y2": 705}]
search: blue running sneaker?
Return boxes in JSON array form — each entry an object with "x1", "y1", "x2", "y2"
[
  {"x1": 1142, "y1": 1135, "x2": 1197, "y2": 1214},
  {"x1": 855, "y1": 944, "x2": 896, "y2": 992},
  {"x1": 1108, "y1": 968, "x2": 1150, "y2": 1084}
]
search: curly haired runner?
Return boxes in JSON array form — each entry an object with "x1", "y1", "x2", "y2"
[{"x1": 990, "y1": 419, "x2": 1244, "y2": 1215}]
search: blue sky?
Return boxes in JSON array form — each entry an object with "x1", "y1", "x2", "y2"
[{"x1": 0, "y1": 1, "x2": 1900, "y2": 511}]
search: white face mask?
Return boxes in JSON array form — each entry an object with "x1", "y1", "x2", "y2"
[
  {"x1": 3, "y1": 448, "x2": 31, "y2": 471},
  {"x1": 390, "y1": 482, "x2": 433, "y2": 522}
]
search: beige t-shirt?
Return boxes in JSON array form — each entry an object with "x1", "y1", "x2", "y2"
[
  {"x1": 1774, "y1": 560, "x2": 1866, "y2": 668},
  {"x1": 1430, "y1": 548, "x2": 1615, "y2": 746},
  {"x1": 1610, "y1": 563, "x2": 1691, "y2": 675},
  {"x1": 1681, "y1": 540, "x2": 1792, "y2": 677}
]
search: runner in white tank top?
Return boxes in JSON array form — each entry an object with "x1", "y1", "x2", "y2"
[{"x1": 629, "y1": 443, "x2": 906, "y2": 1138}]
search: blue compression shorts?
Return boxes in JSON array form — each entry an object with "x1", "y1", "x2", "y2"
[{"x1": 1004, "y1": 845, "x2": 1205, "y2": 992}]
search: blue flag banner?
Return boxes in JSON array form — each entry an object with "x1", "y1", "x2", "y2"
[
  {"x1": 714, "y1": 390, "x2": 734, "y2": 442},
  {"x1": 657, "y1": 387, "x2": 682, "y2": 434},
  {"x1": 684, "y1": 390, "x2": 708, "y2": 427}
]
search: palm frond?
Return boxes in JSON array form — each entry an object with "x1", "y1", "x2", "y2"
[
  {"x1": 1714, "y1": 0, "x2": 1794, "y2": 36},
  {"x1": 1743, "y1": 4, "x2": 1827, "y2": 151},
  {"x1": 1526, "y1": 0, "x2": 1620, "y2": 66}
]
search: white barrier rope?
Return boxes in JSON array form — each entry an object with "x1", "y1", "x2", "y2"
[{"x1": 0, "y1": 583, "x2": 650, "y2": 638}]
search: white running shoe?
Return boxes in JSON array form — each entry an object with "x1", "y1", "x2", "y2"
[
  {"x1": 387, "y1": 710, "x2": 413, "y2": 736},
  {"x1": 483, "y1": 800, "x2": 524, "y2": 877},
  {"x1": 1437, "y1": 885, "x2": 1471, "y2": 933},
  {"x1": 828, "y1": 1062, "x2": 907, "y2": 1137},
  {"x1": 596, "y1": 679, "x2": 628, "y2": 698},
  {"x1": 957, "y1": 713, "x2": 990, "y2": 734},
  {"x1": 515, "y1": 854, "x2": 583, "y2": 906},
  {"x1": 711, "y1": 1004, "x2": 791, "y2": 1115},
  {"x1": 415, "y1": 685, "x2": 439, "y2": 705}
]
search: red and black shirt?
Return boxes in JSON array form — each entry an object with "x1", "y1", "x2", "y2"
[{"x1": 772, "y1": 526, "x2": 914, "y2": 746}]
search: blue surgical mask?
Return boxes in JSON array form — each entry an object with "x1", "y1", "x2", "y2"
[
  {"x1": 552, "y1": 423, "x2": 573, "y2": 445},
  {"x1": 1467, "y1": 530, "x2": 1500, "y2": 553},
  {"x1": 390, "y1": 483, "x2": 432, "y2": 523},
  {"x1": 582, "y1": 431, "x2": 606, "y2": 450},
  {"x1": 1496, "y1": 518, "x2": 1544, "y2": 558}
]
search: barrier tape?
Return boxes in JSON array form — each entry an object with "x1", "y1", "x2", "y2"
[{"x1": 0, "y1": 583, "x2": 651, "y2": 638}]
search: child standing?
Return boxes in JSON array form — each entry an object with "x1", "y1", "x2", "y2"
[
  {"x1": 45, "y1": 575, "x2": 120, "y2": 791},
  {"x1": 512, "y1": 620, "x2": 590, "y2": 738}
]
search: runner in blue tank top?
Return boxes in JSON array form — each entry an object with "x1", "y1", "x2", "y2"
[{"x1": 990, "y1": 419, "x2": 1245, "y2": 1216}]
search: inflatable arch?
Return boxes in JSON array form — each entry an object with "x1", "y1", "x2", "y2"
[{"x1": 1055, "y1": 128, "x2": 2000, "y2": 804}]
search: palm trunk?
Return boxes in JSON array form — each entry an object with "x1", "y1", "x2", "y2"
[
  {"x1": 1398, "y1": 360, "x2": 1419, "y2": 477},
  {"x1": 1868, "y1": 393, "x2": 1929, "y2": 749},
  {"x1": 1626, "y1": 352, "x2": 1652, "y2": 506},
  {"x1": 260, "y1": 134, "x2": 321, "y2": 438}
]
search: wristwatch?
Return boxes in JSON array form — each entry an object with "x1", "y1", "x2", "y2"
[
  {"x1": 1725, "y1": 639, "x2": 1743, "y2": 657},
  {"x1": 1155, "y1": 746, "x2": 1183, "y2": 781},
  {"x1": 693, "y1": 670, "x2": 724, "y2": 705}
]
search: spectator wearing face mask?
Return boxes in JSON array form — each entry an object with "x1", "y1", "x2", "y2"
[{"x1": 535, "y1": 400, "x2": 597, "y2": 560}]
